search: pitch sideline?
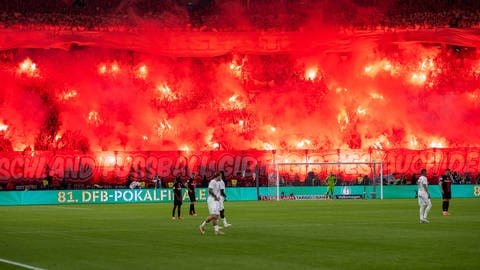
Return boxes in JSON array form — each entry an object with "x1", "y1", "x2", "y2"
[{"x1": 0, "y1": 258, "x2": 46, "y2": 270}]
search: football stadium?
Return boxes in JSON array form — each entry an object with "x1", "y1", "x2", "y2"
[{"x1": 0, "y1": 1, "x2": 480, "y2": 269}]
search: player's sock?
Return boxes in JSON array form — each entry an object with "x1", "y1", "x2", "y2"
[
  {"x1": 424, "y1": 203, "x2": 431, "y2": 220},
  {"x1": 199, "y1": 222, "x2": 206, "y2": 235},
  {"x1": 442, "y1": 201, "x2": 446, "y2": 211},
  {"x1": 419, "y1": 206, "x2": 425, "y2": 221},
  {"x1": 446, "y1": 201, "x2": 449, "y2": 212},
  {"x1": 189, "y1": 204, "x2": 194, "y2": 214},
  {"x1": 192, "y1": 204, "x2": 196, "y2": 214},
  {"x1": 214, "y1": 225, "x2": 219, "y2": 232},
  {"x1": 172, "y1": 206, "x2": 176, "y2": 217},
  {"x1": 177, "y1": 206, "x2": 181, "y2": 218},
  {"x1": 222, "y1": 217, "x2": 228, "y2": 225}
]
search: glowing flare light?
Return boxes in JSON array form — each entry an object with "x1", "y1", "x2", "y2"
[
  {"x1": 0, "y1": 123, "x2": 8, "y2": 132},
  {"x1": 156, "y1": 119, "x2": 173, "y2": 136},
  {"x1": 337, "y1": 109, "x2": 349, "y2": 131},
  {"x1": 263, "y1": 143, "x2": 275, "y2": 151},
  {"x1": 369, "y1": 92, "x2": 384, "y2": 100},
  {"x1": 135, "y1": 65, "x2": 148, "y2": 80},
  {"x1": 98, "y1": 64, "x2": 107, "y2": 74},
  {"x1": 408, "y1": 135, "x2": 418, "y2": 149},
  {"x1": 157, "y1": 83, "x2": 178, "y2": 101},
  {"x1": 88, "y1": 111, "x2": 102, "y2": 126},
  {"x1": 229, "y1": 61, "x2": 243, "y2": 78},
  {"x1": 59, "y1": 89, "x2": 78, "y2": 101},
  {"x1": 17, "y1": 58, "x2": 39, "y2": 77},
  {"x1": 296, "y1": 139, "x2": 312, "y2": 149},
  {"x1": 429, "y1": 138, "x2": 447, "y2": 148},
  {"x1": 305, "y1": 66, "x2": 318, "y2": 81},
  {"x1": 223, "y1": 95, "x2": 246, "y2": 110},
  {"x1": 356, "y1": 106, "x2": 367, "y2": 116},
  {"x1": 106, "y1": 155, "x2": 116, "y2": 166},
  {"x1": 180, "y1": 145, "x2": 190, "y2": 153},
  {"x1": 419, "y1": 58, "x2": 435, "y2": 72},
  {"x1": 98, "y1": 62, "x2": 121, "y2": 76},
  {"x1": 410, "y1": 72, "x2": 427, "y2": 85},
  {"x1": 363, "y1": 59, "x2": 398, "y2": 77}
]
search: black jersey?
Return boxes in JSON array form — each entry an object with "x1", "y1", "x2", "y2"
[
  {"x1": 187, "y1": 178, "x2": 195, "y2": 195},
  {"x1": 440, "y1": 175, "x2": 452, "y2": 194},
  {"x1": 173, "y1": 181, "x2": 184, "y2": 201}
]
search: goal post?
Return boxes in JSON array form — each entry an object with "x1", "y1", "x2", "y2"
[{"x1": 264, "y1": 161, "x2": 383, "y2": 201}]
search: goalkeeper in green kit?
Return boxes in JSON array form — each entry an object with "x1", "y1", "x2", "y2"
[{"x1": 325, "y1": 172, "x2": 336, "y2": 199}]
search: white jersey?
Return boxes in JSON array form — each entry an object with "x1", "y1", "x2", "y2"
[
  {"x1": 218, "y1": 179, "x2": 225, "y2": 190},
  {"x1": 207, "y1": 178, "x2": 221, "y2": 215},
  {"x1": 417, "y1": 175, "x2": 428, "y2": 193},
  {"x1": 417, "y1": 175, "x2": 431, "y2": 207},
  {"x1": 208, "y1": 179, "x2": 221, "y2": 200}
]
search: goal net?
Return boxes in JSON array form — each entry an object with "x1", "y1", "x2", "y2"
[{"x1": 261, "y1": 162, "x2": 383, "y2": 201}]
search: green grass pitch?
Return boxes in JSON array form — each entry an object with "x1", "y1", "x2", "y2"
[{"x1": 0, "y1": 199, "x2": 479, "y2": 270}]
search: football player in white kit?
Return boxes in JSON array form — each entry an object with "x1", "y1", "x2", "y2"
[
  {"x1": 199, "y1": 172, "x2": 224, "y2": 235},
  {"x1": 417, "y1": 169, "x2": 432, "y2": 224}
]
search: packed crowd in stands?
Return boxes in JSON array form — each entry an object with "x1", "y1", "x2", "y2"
[
  {"x1": 0, "y1": 0, "x2": 480, "y2": 32},
  {"x1": 2, "y1": 168, "x2": 479, "y2": 191}
]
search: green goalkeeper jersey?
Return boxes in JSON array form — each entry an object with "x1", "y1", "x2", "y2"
[{"x1": 326, "y1": 175, "x2": 336, "y2": 187}]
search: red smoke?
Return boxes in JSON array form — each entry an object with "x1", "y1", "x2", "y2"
[{"x1": 0, "y1": 30, "x2": 479, "y2": 153}]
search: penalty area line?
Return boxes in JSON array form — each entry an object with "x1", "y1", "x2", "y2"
[{"x1": 0, "y1": 258, "x2": 46, "y2": 270}]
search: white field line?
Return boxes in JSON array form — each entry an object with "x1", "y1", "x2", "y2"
[{"x1": 0, "y1": 258, "x2": 46, "y2": 270}]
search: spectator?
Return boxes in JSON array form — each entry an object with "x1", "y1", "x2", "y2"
[{"x1": 201, "y1": 175, "x2": 208, "y2": 188}]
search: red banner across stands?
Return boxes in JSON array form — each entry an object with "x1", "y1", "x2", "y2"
[{"x1": 1, "y1": 148, "x2": 479, "y2": 185}]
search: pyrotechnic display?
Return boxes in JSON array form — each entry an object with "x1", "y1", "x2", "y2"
[{"x1": 2, "y1": 33, "x2": 479, "y2": 153}]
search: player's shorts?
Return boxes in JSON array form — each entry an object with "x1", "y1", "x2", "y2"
[
  {"x1": 174, "y1": 199, "x2": 182, "y2": 206},
  {"x1": 188, "y1": 192, "x2": 196, "y2": 202},
  {"x1": 442, "y1": 193, "x2": 451, "y2": 200},
  {"x1": 174, "y1": 198, "x2": 183, "y2": 206},
  {"x1": 418, "y1": 192, "x2": 431, "y2": 206},
  {"x1": 207, "y1": 198, "x2": 220, "y2": 215}
]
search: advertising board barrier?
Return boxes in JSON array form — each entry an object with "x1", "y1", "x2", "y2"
[{"x1": 0, "y1": 185, "x2": 478, "y2": 205}]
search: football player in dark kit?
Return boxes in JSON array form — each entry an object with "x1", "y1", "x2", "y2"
[
  {"x1": 172, "y1": 176, "x2": 185, "y2": 220},
  {"x1": 187, "y1": 173, "x2": 197, "y2": 216},
  {"x1": 219, "y1": 171, "x2": 231, "y2": 227},
  {"x1": 439, "y1": 169, "x2": 453, "y2": 216}
]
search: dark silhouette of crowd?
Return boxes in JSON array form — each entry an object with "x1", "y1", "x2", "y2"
[{"x1": 0, "y1": 0, "x2": 480, "y2": 32}]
